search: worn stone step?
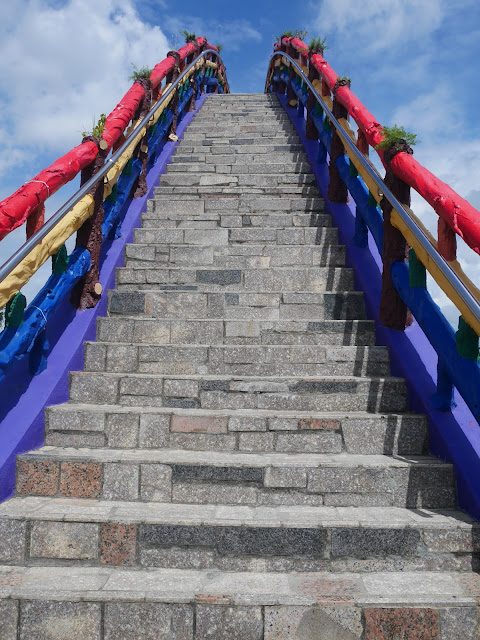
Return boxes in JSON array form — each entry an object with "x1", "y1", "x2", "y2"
[
  {"x1": 133, "y1": 226, "x2": 336, "y2": 247},
  {"x1": 69, "y1": 372, "x2": 407, "y2": 413},
  {"x1": 173, "y1": 151, "x2": 310, "y2": 164},
  {"x1": 96, "y1": 317, "x2": 375, "y2": 347},
  {"x1": 166, "y1": 163, "x2": 312, "y2": 175},
  {"x1": 154, "y1": 186, "x2": 321, "y2": 197},
  {"x1": 124, "y1": 243, "x2": 345, "y2": 270},
  {"x1": 159, "y1": 174, "x2": 315, "y2": 189},
  {"x1": 83, "y1": 342, "x2": 390, "y2": 378},
  {"x1": 13, "y1": 448, "x2": 455, "y2": 509},
  {"x1": 46, "y1": 404, "x2": 427, "y2": 455},
  {"x1": 115, "y1": 266, "x2": 354, "y2": 292},
  {"x1": 177, "y1": 143, "x2": 306, "y2": 155},
  {"x1": 108, "y1": 290, "x2": 366, "y2": 320},
  {"x1": 0, "y1": 565, "x2": 477, "y2": 640},
  {"x1": 149, "y1": 196, "x2": 325, "y2": 214},
  {"x1": 140, "y1": 210, "x2": 330, "y2": 228}
]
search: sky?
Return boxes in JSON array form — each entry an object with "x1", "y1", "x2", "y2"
[{"x1": 0, "y1": 0, "x2": 479, "y2": 326}]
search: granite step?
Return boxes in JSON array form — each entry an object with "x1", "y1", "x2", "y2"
[
  {"x1": 0, "y1": 565, "x2": 478, "y2": 640},
  {"x1": 83, "y1": 342, "x2": 391, "y2": 377},
  {"x1": 108, "y1": 290, "x2": 366, "y2": 320},
  {"x1": 13, "y1": 449, "x2": 456, "y2": 509},
  {"x1": 172, "y1": 151, "x2": 311, "y2": 163},
  {"x1": 153, "y1": 186, "x2": 321, "y2": 197},
  {"x1": 166, "y1": 163, "x2": 312, "y2": 174},
  {"x1": 115, "y1": 266, "x2": 354, "y2": 292},
  {"x1": 149, "y1": 196, "x2": 325, "y2": 212},
  {"x1": 139, "y1": 210, "x2": 331, "y2": 228},
  {"x1": 159, "y1": 174, "x2": 316, "y2": 189},
  {"x1": 96, "y1": 317, "x2": 376, "y2": 347},
  {"x1": 45, "y1": 405, "x2": 428, "y2": 455},
  {"x1": 68, "y1": 372, "x2": 408, "y2": 412}
]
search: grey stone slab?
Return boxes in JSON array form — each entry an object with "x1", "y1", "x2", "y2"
[
  {"x1": 106, "y1": 413, "x2": 139, "y2": 448},
  {"x1": 103, "y1": 463, "x2": 139, "y2": 500},
  {"x1": 0, "y1": 519, "x2": 26, "y2": 563},
  {"x1": 104, "y1": 602, "x2": 193, "y2": 639},
  {"x1": 438, "y1": 607, "x2": 480, "y2": 640},
  {"x1": 19, "y1": 601, "x2": 101, "y2": 639},
  {"x1": 0, "y1": 600, "x2": 18, "y2": 640},
  {"x1": 331, "y1": 528, "x2": 421, "y2": 557},
  {"x1": 29, "y1": 521, "x2": 99, "y2": 560},
  {"x1": 196, "y1": 605, "x2": 263, "y2": 640},
  {"x1": 139, "y1": 413, "x2": 170, "y2": 448},
  {"x1": 264, "y1": 606, "x2": 363, "y2": 639},
  {"x1": 140, "y1": 464, "x2": 172, "y2": 502},
  {"x1": 171, "y1": 465, "x2": 262, "y2": 483}
]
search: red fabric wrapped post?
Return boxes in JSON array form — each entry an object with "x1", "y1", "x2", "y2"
[
  {"x1": 310, "y1": 53, "x2": 338, "y2": 93},
  {"x1": 150, "y1": 58, "x2": 175, "y2": 90},
  {"x1": 391, "y1": 153, "x2": 480, "y2": 255},
  {"x1": 102, "y1": 83, "x2": 146, "y2": 152},
  {"x1": 0, "y1": 141, "x2": 98, "y2": 241}
]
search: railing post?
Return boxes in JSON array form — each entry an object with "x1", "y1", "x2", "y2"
[
  {"x1": 306, "y1": 51, "x2": 320, "y2": 140},
  {"x1": 286, "y1": 39, "x2": 297, "y2": 108},
  {"x1": 71, "y1": 139, "x2": 107, "y2": 309},
  {"x1": 379, "y1": 143, "x2": 414, "y2": 329},
  {"x1": 165, "y1": 51, "x2": 180, "y2": 141},
  {"x1": 327, "y1": 78, "x2": 350, "y2": 204},
  {"x1": 438, "y1": 217, "x2": 457, "y2": 261},
  {"x1": 132, "y1": 77, "x2": 152, "y2": 199}
]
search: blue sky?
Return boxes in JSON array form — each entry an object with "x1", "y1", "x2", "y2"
[{"x1": 0, "y1": 0, "x2": 479, "y2": 322}]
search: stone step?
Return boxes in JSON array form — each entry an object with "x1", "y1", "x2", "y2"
[
  {"x1": 159, "y1": 174, "x2": 315, "y2": 189},
  {"x1": 115, "y1": 266, "x2": 354, "y2": 292},
  {"x1": 124, "y1": 243, "x2": 345, "y2": 270},
  {"x1": 96, "y1": 317, "x2": 376, "y2": 347},
  {"x1": 180, "y1": 134, "x2": 301, "y2": 144},
  {"x1": 154, "y1": 186, "x2": 321, "y2": 197},
  {"x1": 177, "y1": 143, "x2": 306, "y2": 154},
  {"x1": 140, "y1": 210, "x2": 329, "y2": 227},
  {"x1": 45, "y1": 404, "x2": 427, "y2": 455},
  {"x1": 0, "y1": 565, "x2": 477, "y2": 640},
  {"x1": 173, "y1": 151, "x2": 310, "y2": 164},
  {"x1": 148, "y1": 196, "x2": 325, "y2": 214},
  {"x1": 133, "y1": 226, "x2": 335, "y2": 247},
  {"x1": 166, "y1": 162, "x2": 312, "y2": 174},
  {"x1": 108, "y1": 290, "x2": 366, "y2": 320},
  {"x1": 68, "y1": 372, "x2": 407, "y2": 413},
  {"x1": 13, "y1": 449, "x2": 455, "y2": 509},
  {"x1": 83, "y1": 342, "x2": 390, "y2": 378}
]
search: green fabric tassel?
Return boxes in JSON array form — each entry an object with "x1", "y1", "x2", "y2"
[
  {"x1": 52, "y1": 245, "x2": 69, "y2": 275},
  {"x1": 6, "y1": 292, "x2": 26, "y2": 328},
  {"x1": 105, "y1": 183, "x2": 118, "y2": 204},
  {"x1": 123, "y1": 157, "x2": 133, "y2": 177},
  {"x1": 349, "y1": 160, "x2": 358, "y2": 178},
  {"x1": 408, "y1": 249, "x2": 426, "y2": 288},
  {"x1": 367, "y1": 191, "x2": 378, "y2": 207},
  {"x1": 456, "y1": 316, "x2": 479, "y2": 359}
]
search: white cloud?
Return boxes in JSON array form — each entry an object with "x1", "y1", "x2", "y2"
[
  {"x1": 314, "y1": 0, "x2": 445, "y2": 53},
  {"x1": 162, "y1": 15, "x2": 262, "y2": 52},
  {"x1": 0, "y1": 0, "x2": 170, "y2": 175}
]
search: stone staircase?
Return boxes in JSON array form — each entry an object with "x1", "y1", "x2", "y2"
[{"x1": 1, "y1": 94, "x2": 479, "y2": 639}]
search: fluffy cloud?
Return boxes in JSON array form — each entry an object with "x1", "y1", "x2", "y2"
[
  {"x1": 161, "y1": 15, "x2": 262, "y2": 52},
  {"x1": 0, "y1": 0, "x2": 170, "y2": 191}
]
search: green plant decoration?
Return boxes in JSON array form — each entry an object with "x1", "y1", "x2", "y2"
[{"x1": 376, "y1": 125, "x2": 420, "y2": 150}]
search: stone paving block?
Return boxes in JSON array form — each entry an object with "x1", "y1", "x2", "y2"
[
  {"x1": 172, "y1": 482, "x2": 257, "y2": 505},
  {"x1": 0, "y1": 600, "x2": 18, "y2": 640},
  {"x1": 331, "y1": 528, "x2": 421, "y2": 557},
  {"x1": 364, "y1": 608, "x2": 439, "y2": 639},
  {"x1": 264, "y1": 605, "x2": 363, "y2": 639},
  {"x1": 59, "y1": 462, "x2": 102, "y2": 498},
  {"x1": 47, "y1": 407, "x2": 105, "y2": 433},
  {"x1": 171, "y1": 415, "x2": 228, "y2": 433},
  {"x1": 140, "y1": 464, "x2": 172, "y2": 501},
  {"x1": 276, "y1": 432, "x2": 343, "y2": 453},
  {"x1": 16, "y1": 459, "x2": 59, "y2": 496},
  {"x1": 100, "y1": 523, "x2": 137, "y2": 565},
  {"x1": 106, "y1": 413, "x2": 139, "y2": 448},
  {"x1": 438, "y1": 607, "x2": 479, "y2": 640},
  {"x1": 195, "y1": 605, "x2": 263, "y2": 640},
  {"x1": 19, "y1": 601, "x2": 101, "y2": 639},
  {"x1": 170, "y1": 433, "x2": 237, "y2": 451},
  {"x1": 104, "y1": 602, "x2": 193, "y2": 640},
  {"x1": 103, "y1": 463, "x2": 139, "y2": 500},
  {"x1": 139, "y1": 413, "x2": 170, "y2": 448},
  {"x1": 29, "y1": 521, "x2": 99, "y2": 560},
  {"x1": 0, "y1": 519, "x2": 26, "y2": 562}
]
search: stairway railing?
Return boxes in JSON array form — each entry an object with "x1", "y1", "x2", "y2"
[
  {"x1": 265, "y1": 47, "x2": 480, "y2": 425},
  {"x1": 0, "y1": 43, "x2": 228, "y2": 383}
]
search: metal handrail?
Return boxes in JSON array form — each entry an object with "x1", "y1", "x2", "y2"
[
  {"x1": 269, "y1": 51, "x2": 480, "y2": 327},
  {"x1": 0, "y1": 49, "x2": 225, "y2": 285}
]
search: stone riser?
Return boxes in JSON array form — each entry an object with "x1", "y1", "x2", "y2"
[
  {"x1": 159, "y1": 174, "x2": 316, "y2": 188},
  {"x1": 173, "y1": 152, "x2": 310, "y2": 163},
  {"x1": 166, "y1": 163, "x2": 312, "y2": 174},
  {"x1": 140, "y1": 211, "x2": 329, "y2": 227},
  {"x1": 154, "y1": 186, "x2": 321, "y2": 197},
  {"x1": 68, "y1": 372, "x2": 408, "y2": 412},
  {"x1": 96, "y1": 318, "x2": 375, "y2": 347},
  {"x1": 45, "y1": 406, "x2": 427, "y2": 455},
  {"x1": 133, "y1": 226, "x2": 337, "y2": 246},
  {"x1": 83, "y1": 342, "x2": 390, "y2": 377},
  {"x1": 1, "y1": 514, "x2": 472, "y2": 572},
  {"x1": 108, "y1": 290, "x2": 366, "y2": 321},
  {"x1": 1, "y1": 586, "x2": 477, "y2": 639},
  {"x1": 115, "y1": 267, "x2": 354, "y2": 292},
  {"x1": 149, "y1": 196, "x2": 325, "y2": 212}
]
